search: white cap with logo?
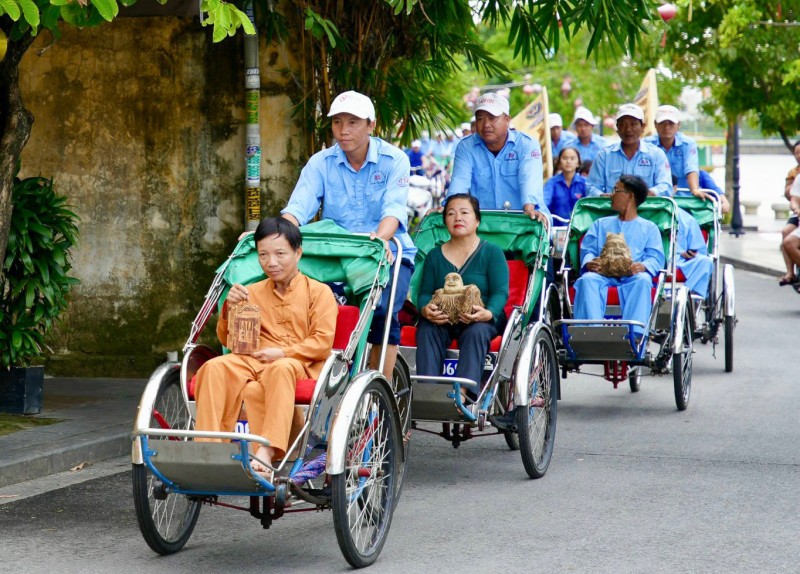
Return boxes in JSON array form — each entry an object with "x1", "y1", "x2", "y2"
[
  {"x1": 573, "y1": 106, "x2": 597, "y2": 126},
  {"x1": 549, "y1": 113, "x2": 563, "y2": 127},
  {"x1": 615, "y1": 103, "x2": 645, "y2": 122},
  {"x1": 474, "y1": 92, "x2": 510, "y2": 117},
  {"x1": 655, "y1": 105, "x2": 681, "y2": 124},
  {"x1": 327, "y1": 91, "x2": 376, "y2": 121}
]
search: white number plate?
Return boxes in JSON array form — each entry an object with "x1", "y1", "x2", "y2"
[{"x1": 442, "y1": 359, "x2": 458, "y2": 377}]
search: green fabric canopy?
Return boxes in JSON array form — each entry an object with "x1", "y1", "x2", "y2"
[{"x1": 217, "y1": 220, "x2": 389, "y2": 307}]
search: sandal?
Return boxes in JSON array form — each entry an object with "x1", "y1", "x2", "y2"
[
  {"x1": 250, "y1": 458, "x2": 274, "y2": 482},
  {"x1": 779, "y1": 276, "x2": 797, "y2": 286}
]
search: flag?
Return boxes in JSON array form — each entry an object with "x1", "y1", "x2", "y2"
[
  {"x1": 634, "y1": 69, "x2": 659, "y2": 137},
  {"x1": 510, "y1": 87, "x2": 553, "y2": 180}
]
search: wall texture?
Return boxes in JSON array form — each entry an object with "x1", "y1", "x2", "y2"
[{"x1": 18, "y1": 18, "x2": 305, "y2": 376}]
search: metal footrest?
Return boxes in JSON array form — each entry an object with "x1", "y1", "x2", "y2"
[
  {"x1": 410, "y1": 383, "x2": 473, "y2": 423},
  {"x1": 565, "y1": 325, "x2": 637, "y2": 361},
  {"x1": 147, "y1": 439, "x2": 264, "y2": 493}
]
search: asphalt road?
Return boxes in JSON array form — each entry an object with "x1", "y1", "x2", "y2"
[{"x1": 1, "y1": 269, "x2": 798, "y2": 574}]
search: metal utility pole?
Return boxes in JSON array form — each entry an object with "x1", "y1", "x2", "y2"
[
  {"x1": 730, "y1": 117, "x2": 745, "y2": 237},
  {"x1": 244, "y1": 0, "x2": 261, "y2": 231}
]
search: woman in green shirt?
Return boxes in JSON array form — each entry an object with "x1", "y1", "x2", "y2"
[{"x1": 416, "y1": 194, "x2": 510, "y2": 394}]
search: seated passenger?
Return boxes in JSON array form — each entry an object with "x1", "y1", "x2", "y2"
[
  {"x1": 674, "y1": 207, "x2": 714, "y2": 299},
  {"x1": 544, "y1": 146, "x2": 585, "y2": 220},
  {"x1": 416, "y1": 194, "x2": 509, "y2": 395},
  {"x1": 194, "y1": 217, "x2": 337, "y2": 477},
  {"x1": 573, "y1": 175, "x2": 665, "y2": 341}
]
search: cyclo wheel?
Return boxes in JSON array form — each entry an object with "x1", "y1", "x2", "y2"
[
  {"x1": 628, "y1": 365, "x2": 641, "y2": 393},
  {"x1": 724, "y1": 315, "x2": 734, "y2": 373},
  {"x1": 497, "y1": 380, "x2": 519, "y2": 451},
  {"x1": 515, "y1": 329, "x2": 558, "y2": 479},
  {"x1": 332, "y1": 379, "x2": 400, "y2": 568},
  {"x1": 673, "y1": 306, "x2": 693, "y2": 411},
  {"x1": 132, "y1": 368, "x2": 201, "y2": 555},
  {"x1": 391, "y1": 360, "x2": 412, "y2": 505}
]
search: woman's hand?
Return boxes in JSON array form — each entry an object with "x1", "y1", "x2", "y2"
[
  {"x1": 459, "y1": 305, "x2": 493, "y2": 324},
  {"x1": 422, "y1": 302, "x2": 449, "y2": 325}
]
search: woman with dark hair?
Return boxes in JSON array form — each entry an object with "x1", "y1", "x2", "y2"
[
  {"x1": 544, "y1": 146, "x2": 585, "y2": 220},
  {"x1": 416, "y1": 194, "x2": 509, "y2": 395}
]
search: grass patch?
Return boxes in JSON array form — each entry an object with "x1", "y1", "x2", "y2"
[{"x1": 0, "y1": 414, "x2": 62, "y2": 437}]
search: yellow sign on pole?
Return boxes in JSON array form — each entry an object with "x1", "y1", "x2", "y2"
[
  {"x1": 510, "y1": 87, "x2": 553, "y2": 181},
  {"x1": 634, "y1": 69, "x2": 659, "y2": 137}
]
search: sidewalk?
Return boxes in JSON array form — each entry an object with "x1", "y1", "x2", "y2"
[{"x1": 0, "y1": 215, "x2": 792, "y2": 489}]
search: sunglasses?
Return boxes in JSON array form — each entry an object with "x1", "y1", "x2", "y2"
[{"x1": 612, "y1": 186, "x2": 632, "y2": 194}]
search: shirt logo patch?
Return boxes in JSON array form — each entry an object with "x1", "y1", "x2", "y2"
[
  {"x1": 506, "y1": 152, "x2": 517, "y2": 160},
  {"x1": 372, "y1": 171, "x2": 385, "y2": 183},
  {"x1": 397, "y1": 176, "x2": 409, "y2": 187},
  {"x1": 637, "y1": 157, "x2": 652, "y2": 167},
  {"x1": 690, "y1": 148, "x2": 697, "y2": 155},
  {"x1": 531, "y1": 150, "x2": 541, "y2": 159}
]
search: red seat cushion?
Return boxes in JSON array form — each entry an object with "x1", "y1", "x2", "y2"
[
  {"x1": 504, "y1": 260, "x2": 530, "y2": 318},
  {"x1": 399, "y1": 325, "x2": 501, "y2": 353}
]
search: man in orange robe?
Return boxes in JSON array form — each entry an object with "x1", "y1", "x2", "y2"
[{"x1": 194, "y1": 217, "x2": 337, "y2": 474}]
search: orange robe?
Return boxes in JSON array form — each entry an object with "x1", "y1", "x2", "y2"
[{"x1": 194, "y1": 272, "x2": 337, "y2": 458}]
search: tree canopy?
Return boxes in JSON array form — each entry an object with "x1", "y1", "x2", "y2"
[{"x1": 660, "y1": 0, "x2": 800, "y2": 149}]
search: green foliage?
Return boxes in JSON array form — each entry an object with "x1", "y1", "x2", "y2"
[
  {"x1": 0, "y1": 176, "x2": 79, "y2": 367},
  {"x1": 0, "y1": 0, "x2": 254, "y2": 43},
  {"x1": 660, "y1": 0, "x2": 800, "y2": 140}
]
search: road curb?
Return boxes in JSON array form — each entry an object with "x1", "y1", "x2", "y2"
[
  {"x1": 0, "y1": 430, "x2": 131, "y2": 489},
  {"x1": 720, "y1": 255, "x2": 782, "y2": 278}
]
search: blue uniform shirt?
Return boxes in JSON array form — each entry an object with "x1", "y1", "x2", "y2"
[
  {"x1": 574, "y1": 133, "x2": 610, "y2": 163},
  {"x1": 282, "y1": 137, "x2": 417, "y2": 262},
  {"x1": 586, "y1": 139, "x2": 673, "y2": 198},
  {"x1": 552, "y1": 130, "x2": 579, "y2": 160},
  {"x1": 581, "y1": 216, "x2": 665, "y2": 277},
  {"x1": 448, "y1": 130, "x2": 548, "y2": 214},
  {"x1": 644, "y1": 132, "x2": 699, "y2": 190},
  {"x1": 543, "y1": 173, "x2": 585, "y2": 220},
  {"x1": 406, "y1": 148, "x2": 424, "y2": 170}
]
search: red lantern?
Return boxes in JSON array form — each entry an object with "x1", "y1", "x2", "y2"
[{"x1": 658, "y1": 3, "x2": 678, "y2": 22}]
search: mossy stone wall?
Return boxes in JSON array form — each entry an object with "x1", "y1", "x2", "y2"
[{"x1": 18, "y1": 18, "x2": 305, "y2": 376}]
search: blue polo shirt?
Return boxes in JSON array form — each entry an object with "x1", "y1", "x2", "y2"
[
  {"x1": 543, "y1": 173, "x2": 586, "y2": 220},
  {"x1": 447, "y1": 130, "x2": 547, "y2": 214},
  {"x1": 586, "y1": 139, "x2": 673, "y2": 197},
  {"x1": 574, "y1": 133, "x2": 610, "y2": 163},
  {"x1": 552, "y1": 130, "x2": 579, "y2": 160},
  {"x1": 282, "y1": 136, "x2": 417, "y2": 262},
  {"x1": 644, "y1": 132, "x2": 699, "y2": 189}
]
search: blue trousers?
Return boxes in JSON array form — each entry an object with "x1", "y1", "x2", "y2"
[
  {"x1": 677, "y1": 254, "x2": 713, "y2": 299},
  {"x1": 416, "y1": 319, "x2": 497, "y2": 389},
  {"x1": 573, "y1": 272, "x2": 653, "y2": 336}
]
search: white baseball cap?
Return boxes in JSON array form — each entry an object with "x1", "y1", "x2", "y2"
[
  {"x1": 655, "y1": 104, "x2": 681, "y2": 124},
  {"x1": 460, "y1": 122, "x2": 471, "y2": 131},
  {"x1": 549, "y1": 113, "x2": 563, "y2": 127},
  {"x1": 615, "y1": 103, "x2": 645, "y2": 122},
  {"x1": 474, "y1": 92, "x2": 510, "y2": 117},
  {"x1": 327, "y1": 91, "x2": 375, "y2": 121},
  {"x1": 573, "y1": 106, "x2": 597, "y2": 126},
  {"x1": 411, "y1": 139, "x2": 422, "y2": 148}
]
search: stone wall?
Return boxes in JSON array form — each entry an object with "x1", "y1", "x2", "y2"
[{"x1": 18, "y1": 18, "x2": 305, "y2": 376}]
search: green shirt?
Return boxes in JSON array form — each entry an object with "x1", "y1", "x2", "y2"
[{"x1": 417, "y1": 240, "x2": 510, "y2": 323}]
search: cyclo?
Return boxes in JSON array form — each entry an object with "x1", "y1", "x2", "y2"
[
  {"x1": 396, "y1": 210, "x2": 559, "y2": 479},
  {"x1": 672, "y1": 189, "x2": 736, "y2": 372},
  {"x1": 131, "y1": 221, "x2": 410, "y2": 568},
  {"x1": 548, "y1": 196, "x2": 695, "y2": 410}
]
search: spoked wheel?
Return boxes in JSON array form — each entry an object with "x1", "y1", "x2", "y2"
[
  {"x1": 515, "y1": 329, "x2": 558, "y2": 479},
  {"x1": 391, "y1": 360, "x2": 412, "y2": 504},
  {"x1": 497, "y1": 380, "x2": 519, "y2": 450},
  {"x1": 332, "y1": 380, "x2": 400, "y2": 568},
  {"x1": 673, "y1": 307, "x2": 693, "y2": 411},
  {"x1": 723, "y1": 315, "x2": 734, "y2": 373},
  {"x1": 628, "y1": 365, "x2": 641, "y2": 393},
  {"x1": 132, "y1": 368, "x2": 201, "y2": 555}
]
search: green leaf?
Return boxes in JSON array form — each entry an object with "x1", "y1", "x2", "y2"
[
  {"x1": 91, "y1": 0, "x2": 117, "y2": 22},
  {"x1": 17, "y1": 0, "x2": 38, "y2": 27},
  {"x1": 212, "y1": 21, "x2": 226, "y2": 42},
  {"x1": 232, "y1": 6, "x2": 255, "y2": 35},
  {"x1": 0, "y1": 0, "x2": 21, "y2": 21},
  {"x1": 11, "y1": 331, "x2": 22, "y2": 352}
]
